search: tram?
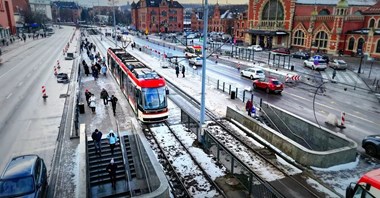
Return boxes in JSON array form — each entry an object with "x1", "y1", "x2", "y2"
[{"x1": 107, "y1": 48, "x2": 168, "y2": 122}]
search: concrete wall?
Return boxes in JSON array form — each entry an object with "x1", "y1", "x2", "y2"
[{"x1": 226, "y1": 106, "x2": 357, "y2": 168}]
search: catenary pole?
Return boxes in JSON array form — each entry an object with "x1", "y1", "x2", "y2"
[
  {"x1": 113, "y1": 0, "x2": 117, "y2": 47},
  {"x1": 199, "y1": 0, "x2": 209, "y2": 143}
]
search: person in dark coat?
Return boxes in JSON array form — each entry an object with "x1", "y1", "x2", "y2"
[
  {"x1": 110, "y1": 95, "x2": 118, "y2": 116},
  {"x1": 182, "y1": 65, "x2": 185, "y2": 78},
  {"x1": 100, "y1": 88, "x2": 109, "y2": 105},
  {"x1": 246, "y1": 100, "x2": 253, "y2": 116},
  {"x1": 92, "y1": 68, "x2": 99, "y2": 81},
  {"x1": 175, "y1": 65, "x2": 179, "y2": 78},
  {"x1": 91, "y1": 129, "x2": 103, "y2": 156},
  {"x1": 106, "y1": 158, "x2": 117, "y2": 189},
  {"x1": 84, "y1": 64, "x2": 90, "y2": 76},
  {"x1": 85, "y1": 89, "x2": 92, "y2": 106}
]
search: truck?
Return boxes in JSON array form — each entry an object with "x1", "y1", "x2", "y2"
[
  {"x1": 346, "y1": 169, "x2": 380, "y2": 198},
  {"x1": 252, "y1": 77, "x2": 284, "y2": 94}
]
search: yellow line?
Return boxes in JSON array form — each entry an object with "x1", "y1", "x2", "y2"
[{"x1": 285, "y1": 92, "x2": 380, "y2": 126}]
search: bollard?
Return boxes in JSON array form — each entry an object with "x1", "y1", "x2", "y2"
[
  {"x1": 229, "y1": 84, "x2": 231, "y2": 95},
  {"x1": 217, "y1": 80, "x2": 219, "y2": 90},
  {"x1": 259, "y1": 98, "x2": 262, "y2": 107},
  {"x1": 236, "y1": 88, "x2": 238, "y2": 99},
  {"x1": 54, "y1": 66, "x2": 57, "y2": 76},
  {"x1": 243, "y1": 91, "x2": 246, "y2": 103},
  {"x1": 223, "y1": 82, "x2": 225, "y2": 92},
  {"x1": 338, "y1": 112, "x2": 346, "y2": 128}
]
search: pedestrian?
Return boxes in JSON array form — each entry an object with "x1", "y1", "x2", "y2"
[
  {"x1": 175, "y1": 65, "x2": 179, "y2": 78},
  {"x1": 106, "y1": 130, "x2": 119, "y2": 155},
  {"x1": 91, "y1": 129, "x2": 102, "y2": 156},
  {"x1": 100, "y1": 88, "x2": 109, "y2": 105},
  {"x1": 332, "y1": 69, "x2": 337, "y2": 80},
  {"x1": 110, "y1": 95, "x2": 118, "y2": 116},
  {"x1": 106, "y1": 158, "x2": 117, "y2": 189},
  {"x1": 92, "y1": 67, "x2": 99, "y2": 81},
  {"x1": 85, "y1": 89, "x2": 92, "y2": 106},
  {"x1": 89, "y1": 94, "x2": 96, "y2": 113},
  {"x1": 237, "y1": 62, "x2": 241, "y2": 71},
  {"x1": 246, "y1": 99, "x2": 253, "y2": 116},
  {"x1": 182, "y1": 65, "x2": 185, "y2": 78},
  {"x1": 101, "y1": 64, "x2": 107, "y2": 76},
  {"x1": 93, "y1": 45, "x2": 96, "y2": 52}
]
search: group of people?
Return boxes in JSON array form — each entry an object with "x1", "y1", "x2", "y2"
[
  {"x1": 85, "y1": 88, "x2": 118, "y2": 115},
  {"x1": 91, "y1": 129, "x2": 119, "y2": 189},
  {"x1": 175, "y1": 65, "x2": 186, "y2": 78}
]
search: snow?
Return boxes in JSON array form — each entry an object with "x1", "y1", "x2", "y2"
[{"x1": 306, "y1": 178, "x2": 340, "y2": 198}]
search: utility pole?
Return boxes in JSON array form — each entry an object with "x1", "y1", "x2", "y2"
[
  {"x1": 199, "y1": 0, "x2": 209, "y2": 143},
  {"x1": 113, "y1": 0, "x2": 117, "y2": 47}
]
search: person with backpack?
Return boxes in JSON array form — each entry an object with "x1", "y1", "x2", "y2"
[
  {"x1": 100, "y1": 88, "x2": 109, "y2": 105},
  {"x1": 111, "y1": 95, "x2": 118, "y2": 116},
  {"x1": 106, "y1": 130, "x2": 119, "y2": 155}
]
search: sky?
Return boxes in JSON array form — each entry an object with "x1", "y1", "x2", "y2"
[{"x1": 77, "y1": 0, "x2": 248, "y2": 7}]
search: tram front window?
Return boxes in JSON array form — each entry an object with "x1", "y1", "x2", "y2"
[{"x1": 142, "y1": 87, "x2": 167, "y2": 110}]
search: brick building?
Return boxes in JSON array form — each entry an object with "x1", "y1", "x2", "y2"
[
  {"x1": 51, "y1": 1, "x2": 81, "y2": 23},
  {"x1": 234, "y1": 11, "x2": 248, "y2": 42},
  {"x1": 131, "y1": 0, "x2": 184, "y2": 33},
  {"x1": 0, "y1": 0, "x2": 16, "y2": 39},
  {"x1": 190, "y1": 8, "x2": 203, "y2": 32}
]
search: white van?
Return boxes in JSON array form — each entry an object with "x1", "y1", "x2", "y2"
[{"x1": 240, "y1": 68, "x2": 265, "y2": 80}]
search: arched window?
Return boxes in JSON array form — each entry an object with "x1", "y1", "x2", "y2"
[
  {"x1": 293, "y1": 30, "x2": 305, "y2": 46},
  {"x1": 358, "y1": 38, "x2": 365, "y2": 51},
  {"x1": 354, "y1": 11, "x2": 362, "y2": 16},
  {"x1": 319, "y1": 9, "x2": 330, "y2": 15},
  {"x1": 315, "y1": 31, "x2": 328, "y2": 49},
  {"x1": 376, "y1": 40, "x2": 380, "y2": 53},
  {"x1": 161, "y1": 11, "x2": 167, "y2": 16},
  {"x1": 348, "y1": 38, "x2": 355, "y2": 50},
  {"x1": 262, "y1": 0, "x2": 284, "y2": 20},
  {"x1": 369, "y1": 19, "x2": 375, "y2": 28}
]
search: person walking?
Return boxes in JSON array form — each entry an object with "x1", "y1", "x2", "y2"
[
  {"x1": 89, "y1": 94, "x2": 96, "y2": 113},
  {"x1": 84, "y1": 63, "x2": 90, "y2": 76},
  {"x1": 85, "y1": 89, "x2": 92, "y2": 106},
  {"x1": 100, "y1": 88, "x2": 109, "y2": 105},
  {"x1": 182, "y1": 65, "x2": 185, "y2": 78},
  {"x1": 332, "y1": 69, "x2": 337, "y2": 80},
  {"x1": 107, "y1": 130, "x2": 119, "y2": 155},
  {"x1": 91, "y1": 129, "x2": 103, "y2": 156},
  {"x1": 110, "y1": 95, "x2": 118, "y2": 116},
  {"x1": 106, "y1": 158, "x2": 117, "y2": 190},
  {"x1": 245, "y1": 99, "x2": 253, "y2": 116},
  {"x1": 92, "y1": 67, "x2": 99, "y2": 81},
  {"x1": 175, "y1": 65, "x2": 179, "y2": 78},
  {"x1": 237, "y1": 62, "x2": 241, "y2": 71},
  {"x1": 101, "y1": 63, "x2": 107, "y2": 76}
]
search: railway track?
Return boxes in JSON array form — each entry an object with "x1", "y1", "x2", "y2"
[{"x1": 145, "y1": 122, "x2": 225, "y2": 198}]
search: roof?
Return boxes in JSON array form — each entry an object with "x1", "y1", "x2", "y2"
[
  {"x1": 51, "y1": 1, "x2": 80, "y2": 9},
  {"x1": 296, "y1": 0, "x2": 377, "y2": 6},
  {"x1": 220, "y1": 10, "x2": 235, "y2": 19},
  {"x1": 29, "y1": 0, "x2": 50, "y2": 5},
  {"x1": 362, "y1": 1, "x2": 380, "y2": 14},
  {"x1": 1, "y1": 155, "x2": 38, "y2": 179},
  {"x1": 134, "y1": 0, "x2": 183, "y2": 9}
]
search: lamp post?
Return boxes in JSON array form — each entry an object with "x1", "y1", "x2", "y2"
[
  {"x1": 357, "y1": 54, "x2": 364, "y2": 74},
  {"x1": 113, "y1": 0, "x2": 117, "y2": 47}
]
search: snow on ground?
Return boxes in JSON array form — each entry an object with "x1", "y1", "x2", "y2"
[{"x1": 150, "y1": 125, "x2": 219, "y2": 198}]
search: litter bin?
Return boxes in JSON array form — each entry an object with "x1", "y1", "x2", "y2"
[
  {"x1": 231, "y1": 91, "x2": 236, "y2": 100},
  {"x1": 291, "y1": 65, "x2": 294, "y2": 71},
  {"x1": 78, "y1": 103, "x2": 85, "y2": 114}
]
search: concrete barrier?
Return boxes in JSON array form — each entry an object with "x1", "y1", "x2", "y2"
[{"x1": 226, "y1": 105, "x2": 357, "y2": 168}]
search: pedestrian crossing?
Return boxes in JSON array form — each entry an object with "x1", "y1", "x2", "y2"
[{"x1": 321, "y1": 69, "x2": 367, "y2": 88}]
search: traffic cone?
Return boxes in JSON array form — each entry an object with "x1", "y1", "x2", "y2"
[
  {"x1": 42, "y1": 86, "x2": 48, "y2": 99},
  {"x1": 337, "y1": 112, "x2": 346, "y2": 128}
]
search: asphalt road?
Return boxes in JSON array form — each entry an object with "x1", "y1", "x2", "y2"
[{"x1": 0, "y1": 27, "x2": 73, "y2": 172}]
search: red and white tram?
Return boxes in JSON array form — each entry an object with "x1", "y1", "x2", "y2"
[{"x1": 107, "y1": 48, "x2": 168, "y2": 122}]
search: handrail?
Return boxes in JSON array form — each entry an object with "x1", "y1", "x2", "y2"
[
  {"x1": 131, "y1": 122, "x2": 152, "y2": 192},
  {"x1": 85, "y1": 134, "x2": 90, "y2": 198},
  {"x1": 266, "y1": 105, "x2": 313, "y2": 150},
  {"x1": 115, "y1": 120, "x2": 132, "y2": 197},
  {"x1": 259, "y1": 107, "x2": 282, "y2": 134}
]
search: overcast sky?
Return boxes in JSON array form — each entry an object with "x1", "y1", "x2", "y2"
[{"x1": 77, "y1": 0, "x2": 248, "y2": 7}]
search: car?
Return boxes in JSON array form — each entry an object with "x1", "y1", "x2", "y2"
[
  {"x1": 329, "y1": 59, "x2": 348, "y2": 70},
  {"x1": 291, "y1": 51, "x2": 310, "y2": 59},
  {"x1": 57, "y1": 73, "x2": 69, "y2": 83},
  {"x1": 248, "y1": 45, "x2": 263, "y2": 52},
  {"x1": 0, "y1": 155, "x2": 48, "y2": 198},
  {"x1": 362, "y1": 135, "x2": 380, "y2": 157},
  {"x1": 303, "y1": 57, "x2": 328, "y2": 71},
  {"x1": 271, "y1": 48, "x2": 290, "y2": 55},
  {"x1": 253, "y1": 78, "x2": 284, "y2": 94},
  {"x1": 189, "y1": 57, "x2": 202, "y2": 66},
  {"x1": 240, "y1": 68, "x2": 265, "y2": 80}
]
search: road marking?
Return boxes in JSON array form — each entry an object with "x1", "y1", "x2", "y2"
[
  {"x1": 6, "y1": 93, "x2": 12, "y2": 99},
  {"x1": 286, "y1": 92, "x2": 380, "y2": 126},
  {"x1": 0, "y1": 66, "x2": 18, "y2": 80},
  {"x1": 17, "y1": 81, "x2": 23, "y2": 87}
]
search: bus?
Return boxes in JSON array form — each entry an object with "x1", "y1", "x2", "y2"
[
  {"x1": 107, "y1": 48, "x2": 169, "y2": 122},
  {"x1": 346, "y1": 169, "x2": 380, "y2": 198},
  {"x1": 184, "y1": 45, "x2": 202, "y2": 58}
]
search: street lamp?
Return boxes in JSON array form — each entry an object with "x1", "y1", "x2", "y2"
[{"x1": 357, "y1": 54, "x2": 364, "y2": 74}]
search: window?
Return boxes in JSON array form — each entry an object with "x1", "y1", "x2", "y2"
[
  {"x1": 293, "y1": 30, "x2": 305, "y2": 46},
  {"x1": 354, "y1": 11, "x2": 362, "y2": 16},
  {"x1": 369, "y1": 18, "x2": 375, "y2": 28},
  {"x1": 262, "y1": 0, "x2": 284, "y2": 20},
  {"x1": 315, "y1": 31, "x2": 328, "y2": 49},
  {"x1": 348, "y1": 37, "x2": 355, "y2": 50},
  {"x1": 161, "y1": 11, "x2": 167, "y2": 16},
  {"x1": 319, "y1": 9, "x2": 330, "y2": 15}
]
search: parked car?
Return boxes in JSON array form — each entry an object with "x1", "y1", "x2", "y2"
[
  {"x1": 291, "y1": 51, "x2": 310, "y2": 59},
  {"x1": 253, "y1": 78, "x2": 284, "y2": 94},
  {"x1": 240, "y1": 68, "x2": 265, "y2": 80},
  {"x1": 329, "y1": 59, "x2": 348, "y2": 70},
  {"x1": 0, "y1": 155, "x2": 48, "y2": 198},
  {"x1": 271, "y1": 48, "x2": 290, "y2": 55},
  {"x1": 248, "y1": 45, "x2": 263, "y2": 52},
  {"x1": 189, "y1": 57, "x2": 202, "y2": 66},
  {"x1": 303, "y1": 57, "x2": 328, "y2": 71},
  {"x1": 362, "y1": 135, "x2": 380, "y2": 157}
]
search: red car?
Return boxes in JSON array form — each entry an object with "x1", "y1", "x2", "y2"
[
  {"x1": 253, "y1": 78, "x2": 284, "y2": 94},
  {"x1": 271, "y1": 48, "x2": 290, "y2": 55}
]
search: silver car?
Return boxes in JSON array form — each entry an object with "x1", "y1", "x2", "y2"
[{"x1": 329, "y1": 59, "x2": 348, "y2": 70}]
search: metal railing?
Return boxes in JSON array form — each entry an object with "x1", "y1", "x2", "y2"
[{"x1": 116, "y1": 120, "x2": 133, "y2": 197}]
